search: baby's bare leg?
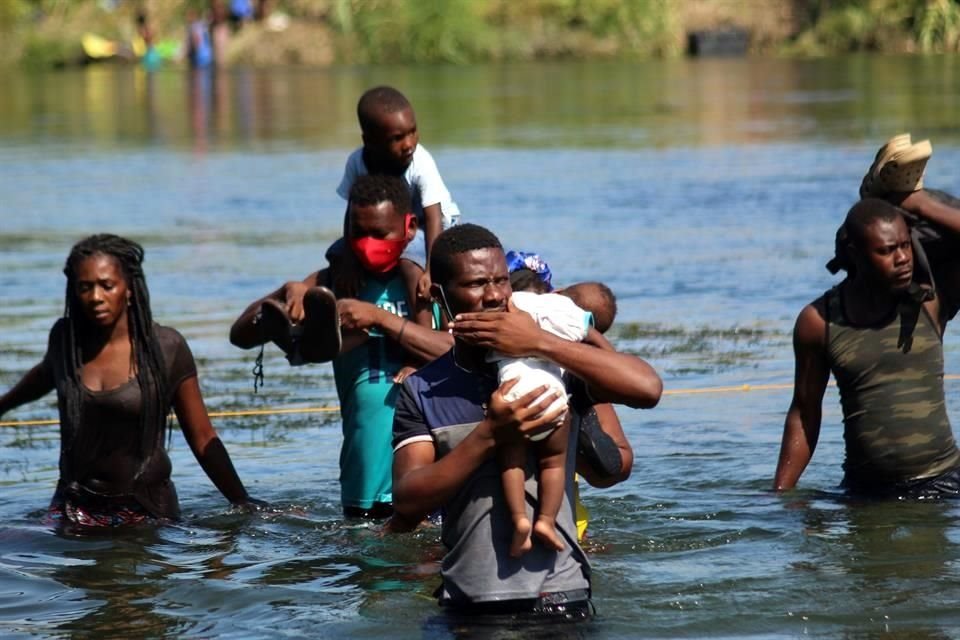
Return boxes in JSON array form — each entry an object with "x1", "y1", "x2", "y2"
[
  {"x1": 499, "y1": 441, "x2": 532, "y2": 557},
  {"x1": 533, "y1": 418, "x2": 569, "y2": 552}
]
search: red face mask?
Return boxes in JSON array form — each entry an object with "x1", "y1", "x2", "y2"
[{"x1": 350, "y1": 214, "x2": 413, "y2": 274}]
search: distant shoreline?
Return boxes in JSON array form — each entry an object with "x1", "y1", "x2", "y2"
[{"x1": 3, "y1": 0, "x2": 960, "y2": 70}]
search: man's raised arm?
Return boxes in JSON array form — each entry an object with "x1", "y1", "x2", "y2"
[
  {"x1": 897, "y1": 189, "x2": 960, "y2": 236},
  {"x1": 450, "y1": 304, "x2": 662, "y2": 409}
]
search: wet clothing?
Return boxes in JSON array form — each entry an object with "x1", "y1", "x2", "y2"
[
  {"x1": 333, "y1": 271, "x2": 411, "y2": 511},
  {"x1": 48, "y1": 483, "x2": 153, "y2": 527},
  {"x1": 393, "y1": 351, "x2": 590, "y2": 606},
  {"x1": 438, "y1": 588, "x2": 592, "y2": 617},
  {"x1": 44, "y1": 320, "x2": 196, "y2": 521},
  {"x1": 891, "y1": 464, "x2": 960, "y2": 499},
  {"x1": 825, "y1": 286, "x2": 960, "y2": 491},
  {"x1": 426, "y1": 590, "x2": 592, "y2": 635}
]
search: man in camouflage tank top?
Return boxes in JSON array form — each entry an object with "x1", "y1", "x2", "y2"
[{"x1": 774, "y1": 193, "x2": 960, "y2": 497}]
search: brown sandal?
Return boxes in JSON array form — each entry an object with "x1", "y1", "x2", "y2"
[
  {"x1": 860, "y1": 133, "x2": 932, "y2": 198},
  {"x1": 298, "y1": 286, "x2": 341, "y2": 363},
  {"x1": 259, "y1": 298, "x2": 298, "y2": 355}
]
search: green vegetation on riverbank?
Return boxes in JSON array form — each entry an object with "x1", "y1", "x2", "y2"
[
  {"x1": 3, "y1": 0, "x2": 960, "y2": 69},
  {"x1": 791, "y1": 0, "x2": 960, "y2": 55}
]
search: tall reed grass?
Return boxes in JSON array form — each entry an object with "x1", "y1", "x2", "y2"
[
  {"x1": 5, "y1": 0, "x2": 960, "y2": 67},
  {"x1": 792, "y1": 0, "x2": 960, "y2": 54},
  {"x1": 324, "y1": 0, "x2": 680, "y2": 62}
]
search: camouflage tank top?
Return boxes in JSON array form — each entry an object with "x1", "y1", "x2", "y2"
[{"x1": 826, "y1": 285, "x2": 960, "y2": 489}]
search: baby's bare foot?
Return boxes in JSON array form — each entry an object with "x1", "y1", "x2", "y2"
[
  {"x1": 510, "y1": 516, "x2": 533, "y2": 557},
  {"x1": 533, "y1": 517, "x2": 564, "y2": 552}
]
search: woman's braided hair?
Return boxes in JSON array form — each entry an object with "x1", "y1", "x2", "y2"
[{"x1": 59, "y1": 234, "x2": 168, "y2": 479}]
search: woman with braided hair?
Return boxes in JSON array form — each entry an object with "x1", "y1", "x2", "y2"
[{"x1": 0, "y1": 234, "x2": 262, "y2": 527}]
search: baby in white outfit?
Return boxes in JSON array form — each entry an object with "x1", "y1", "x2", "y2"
[{"x1": 490, "y1": 290, "x2": 593, "y2": 557}]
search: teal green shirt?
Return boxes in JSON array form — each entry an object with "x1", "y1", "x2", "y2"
[{"x1": 333, "y1": 272, "x2": 410, "y2": 509}]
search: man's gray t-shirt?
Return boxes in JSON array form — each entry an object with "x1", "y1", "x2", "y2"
[{"x1": 393, "y1": 351, "x2": 590, "y2": 604}]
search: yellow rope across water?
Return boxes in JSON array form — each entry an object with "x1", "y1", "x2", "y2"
[
  {"x1": 0, "y1": 406, "x2": 341, "y2": 428},
  {"x1": 3, "y1": 374, "x2": 960, "y2": 428}
]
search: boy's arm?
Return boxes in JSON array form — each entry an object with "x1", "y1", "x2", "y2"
[
  {"x1": 229, "y1": 270, "x2": 322, "y2": 349},
  {"x1": 413, "y1": 146, "x2": 453, "y2": 263},
  {"x1": 398, "y1": 260, "x2": 434, "y2": 329},
  {"x1": 395, "y1": 260, "x2": 442, "y2": 378},
  {"x1": 415, "y1": 204, "x2": 445, "y2": 302},
  {"x1": 422, "y1": 203, "x2": 444, "y2": 259}
]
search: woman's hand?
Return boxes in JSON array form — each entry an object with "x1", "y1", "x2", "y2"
[{"x1": 231, "y1": 497, "x2": 270, "y2": 513}]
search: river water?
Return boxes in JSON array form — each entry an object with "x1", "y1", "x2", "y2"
[{"x1": 2, "y1": 56, "x2": 960, "y2": 638}]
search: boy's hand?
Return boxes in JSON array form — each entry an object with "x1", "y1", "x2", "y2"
[
  {"x1": 282, "y1": 281, "x2": 310, "y2": 322},
  {"x1": 393, "y1": 365, "x2": 417, "y2": 384},
  {"x1": 416, "y1": 270, "x2": 432, "y2": 301},
  {"x1": 332, "y1": 251, "x2": 363, "y2": 299}
]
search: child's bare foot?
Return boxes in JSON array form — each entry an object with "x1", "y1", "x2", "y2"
[
  {"x1": 510, "y1": 516, "x2": 533, "y2": 557},
  {"x1": 533, "y1": 516, "x2": 565, "y2": 552}
]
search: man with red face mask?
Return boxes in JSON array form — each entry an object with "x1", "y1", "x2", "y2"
[{"x1": 231, "y1": 175, "x2": 453, "y2": 518}]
